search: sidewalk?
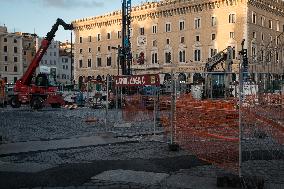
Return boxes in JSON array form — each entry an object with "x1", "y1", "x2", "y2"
[
  {"x1": 0, "y1": 134, "x2": 125, "y2": 156},
  {"x1": 17, "y1": 166, "x2": 237, "y2": 189}
]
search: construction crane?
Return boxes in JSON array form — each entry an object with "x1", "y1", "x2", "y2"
[
  {"x1": 204, "y1": 46, "x2": 234, "y2": 98},
  {"x1": 9, "y1": 18, "x2": 73, "y2": 109},
  {"x1": 121, "y1": 0, "x2": 132, "y2": 75}
]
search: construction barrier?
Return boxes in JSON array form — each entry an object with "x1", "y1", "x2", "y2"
[
  {"x1": 160, "y1": 94, "x2": 240, "y2": 173},
  {"x1": 122, "y1": 94, "x2": 155, "y2": 122},
  {"x1": 159, "y1": 73, "x2": 284, "y2": 184}
]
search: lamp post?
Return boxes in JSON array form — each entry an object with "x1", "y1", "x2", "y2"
[{"x1": 70, "y1": 31, "x2": 73, "y2": 83}]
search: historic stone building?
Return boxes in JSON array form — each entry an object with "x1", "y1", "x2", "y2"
[
  {"x1": 21, "y1": 33, "x2": 37, "y2": 74},
  {"x1": 0, "y1": 27, "x2": 37, "y2": 84},
  {"x1": 37, "y1": 38, "x2": 60, "y2": 81},
  {"x1": 72, "y1": 0, "x2": 284, "y2": 84},
  {"x1": 57, "y1": 42, "x2": 73, "y2": 85},
  {"x1": 0, "y1": 26, "x2": 24, "y2": 84}
]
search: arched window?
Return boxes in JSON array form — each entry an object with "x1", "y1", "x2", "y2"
[{"x1": 14, "y1": 66, "x2": 17, "y2": 72}]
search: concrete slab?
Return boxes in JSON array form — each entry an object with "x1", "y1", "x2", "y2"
[
  {"x1": 0, "y1": 161, "x2": 54, "y2": 173},
  {"x1": 114, "y1": 122, "x2": 132, "y2": 128},
  {"x1": 0, "y1": 135, "x2": 125, "y2": 156},
  {"x1": 165, "y1": 174, "x2": 236, "y2": 189},
  {"x1": 91, "y1": 169, "x2": 169, "y2": 185}
]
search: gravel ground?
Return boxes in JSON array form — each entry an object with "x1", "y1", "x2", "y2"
[
  {"x1": 1, "y1": 106, "x2": 283, "y2": 189},
  {"x1": 0, "y1": 141, "x2": 190, "y2": 165},
  {"x1": 0, "y1": 106, "x2": 161, "y2": 143}
]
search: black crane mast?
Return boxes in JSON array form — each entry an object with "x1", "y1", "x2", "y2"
[{"x1": 121, "y1": 0, "x2": 132, "y2": 75}]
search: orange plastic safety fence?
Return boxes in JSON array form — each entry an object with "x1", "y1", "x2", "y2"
[
  {"x1": 161, "y1": 95, "x2": 240, "y2": 173},
  {"x1": 122, "y1": 94, "x2": 154, "y2": 122},
  {"x1": 161, "y1": 93, "x2": 284, "y2": 174}
]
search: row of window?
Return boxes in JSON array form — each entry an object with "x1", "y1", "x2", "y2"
[
  {"x1": 3, "y1": 46, "x2": 18, "y2": 53},
  {"x1": 79, "y1": 57, "x2": 111, "y2": 68},
  {"x1": 62, "y1": 58, "x2": 69, "y2": 63},
  {"x1": 251, "y1": 46, "x2": 282, "y2": 61},
  {"x1": 2, "y1": 56, "x2": 18, "y2": 62},
  {"x1": 41, "y1": 60, "x2": 57, "y2": 65},
  {"x1": 252, "y1": 12, "x2": 284, "y2": 32},
  {"x1": 3, "y1": 38, "x2": 18, "y2": 43},
  {"x1": 44, "y1": 51, "x2": 57, "y2": 56},
  {"x1": 61, "y1": 74, "x2": 70, "y2": 79},
  {"x1": 78, "y1": 32, "x2": 235, "y2": 55},
  {"x1": 78, "y1": 47, "x2": 234, "y2": 68},
  {"x1": 62, "y1": 65, "x2": 69, "y2": 69},
  {"x1": 252, "y1": 31, "x2": 281, "y2": 44},
  {"x1": 3, "y1": 65, "x2": 18, "y2": 72},
  {"x1": 78, "y1": 14, "x2": 237, "y2": 43}
]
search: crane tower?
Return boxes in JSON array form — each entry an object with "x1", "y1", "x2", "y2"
[{"x1": 121, "y1": 0, "x2": 132, "y2": 75}]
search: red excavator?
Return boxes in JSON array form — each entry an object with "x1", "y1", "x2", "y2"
[{"x1": 9, "y1": 18, "x2": 73, "y2": 109}]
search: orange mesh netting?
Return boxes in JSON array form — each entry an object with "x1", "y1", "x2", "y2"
[
  {"x1": 161, "y1": 93, "x2": 284, "y2": 174},
  {"x1": 122, "y1": 94, "x2": 154, "y2": 122}
]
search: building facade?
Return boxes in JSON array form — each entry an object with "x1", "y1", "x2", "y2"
[
  {"x1": 21, "y1": 33, "x2": 37, "y2": 74},
  {"x1": 72, "y1": 0, "x2": 284, "y2": 84},
  {"x1": 38, "y1": 38, "x2": 60, "y2": 82},
  {"x1": 0, "y1": 27, "x2": 73, "y2": 85},
  {"x1": 0, "y1": 26, "x2": 24, "y2": 84},
  {"x1": 58, "y1": 42, "x2": 72, "y2": 85}
]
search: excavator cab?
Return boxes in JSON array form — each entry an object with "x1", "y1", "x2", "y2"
[{"x1": 35, "y1": 73, "x2": 49, "y2": 87}]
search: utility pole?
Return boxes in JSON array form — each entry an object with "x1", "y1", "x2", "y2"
[
  {"x1": 238, "y1": 39, "x2": 247, "y2": 178},
  {"x1": 70, "y1": 31, "x2": 73, "y2": 84},
  {"x1": 121, "y1": 0, "x2": 132, "y2": 75}
]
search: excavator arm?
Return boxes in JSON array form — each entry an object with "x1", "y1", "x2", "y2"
[
  {"x1": 204, "y1": 46, "x2": 234, "y2": 98},
  {"x1": 205, "y1": 47, "x2": 233, "y2": 72},
  {"x1": 16, "y1": 18, "x2": 73, "y2": 87}
]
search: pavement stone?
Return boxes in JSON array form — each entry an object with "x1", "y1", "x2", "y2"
[
  {"x1": 165, "y1": 175, "x2": 218, "y2": 189},
  {"x1": 0, "y1": 135, "x2": 125, "y2": 156},
  {"x1": 0, "y1": 160, "x2": 54, "y2": 173},
  {"x1": 86, "y1": 186, "x2": 99, "y2": 189},
  {"x1": 91, "y1": 169, "x2": 169, "y2": 185},
  {"x1": 0, "y1": 108, "x2": 162, "y2": 143}
]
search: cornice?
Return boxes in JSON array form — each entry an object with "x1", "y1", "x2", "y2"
[
  {"x1": 248, "y1": 0, "x2": 284, "y2": 16},
  {"x1": 72, "y1": 0, "x2": 283, "y2": 31}
]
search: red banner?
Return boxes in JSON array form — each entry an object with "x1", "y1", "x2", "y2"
[{"x1": 114, "y1": 74, "x2": 160, "y2": 86}]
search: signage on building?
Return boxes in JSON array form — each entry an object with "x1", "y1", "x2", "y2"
[{"x1": 114, "y1": 74, "x2": 160, "y2": 86}]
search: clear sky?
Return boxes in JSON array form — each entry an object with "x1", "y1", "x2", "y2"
[{"x1": 0, "y1": 0, "x2": 142, "y2": 42}]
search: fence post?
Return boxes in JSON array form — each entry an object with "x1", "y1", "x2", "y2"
[
  {"x1": 170, "y1": 70, "x2": 174, "y2": 145},
  {"x1": 105, "y1": 76, "x2": 109, "y2": 126},
  {"x1": 116, "y1": 86, "x2": 118, "y2": 110},
  {"x1": 153, "y1": 88, "x2": 156, "y2": 135},
  {"x1": 238, "y1": 40, "x2": 245, "y2": 178}
]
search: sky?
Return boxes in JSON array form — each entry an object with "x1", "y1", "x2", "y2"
[{"x1": 0, "y1": 0, "x2": 143, "y2": 42}]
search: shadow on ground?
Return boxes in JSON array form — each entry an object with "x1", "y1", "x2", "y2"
[{"x1": 0, "y1": 155, "x2": 207, "y2": 189}]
